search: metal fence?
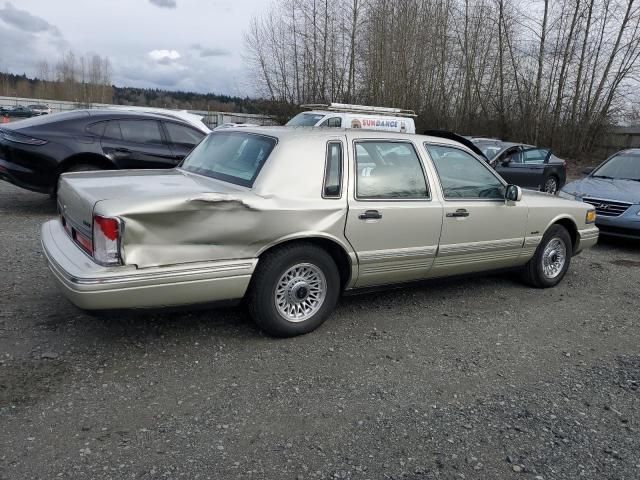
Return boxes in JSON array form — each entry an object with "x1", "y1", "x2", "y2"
[
  {"x1": 593, "y1": 126, "x2": 640, "y2": 157},
  {"x1": 0, "y1": 95, "x2": 278, "y2": 129}
]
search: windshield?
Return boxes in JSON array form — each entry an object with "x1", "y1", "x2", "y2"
[
  {"x1": 473, "y1": 141, "x2": 504, "y2": 160},
  {"x1": 180, "y1": 132, "x2": 277, "y2": 187},
  {"x1": 286, "y1": 113, "x2": 325, "y2": 127},
  {"x1": 592, "y1": 153, "x2": 640, "y2": 181}
]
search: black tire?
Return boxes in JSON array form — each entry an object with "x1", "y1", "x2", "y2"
[
  {"x1": 542, "y1": 175, "x2": 559, "y2": 194},
  {"x1": 522, "y1": 224, "x2": 573, "y2": 288},
  {"x1": 246, "y1": 243, "x2": 340, "y2": 337},
  {"x1": 51, "y1": 163, "x2": 102, "y2": 198}
]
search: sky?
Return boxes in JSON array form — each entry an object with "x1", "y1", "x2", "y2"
[{"x1": 0, "y1": 0, "x2": 271, "y2": 96}]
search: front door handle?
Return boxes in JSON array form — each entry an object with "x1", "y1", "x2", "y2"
[
  {"x1": 114, "y1": 147, "x2": 131, "y2": 153},
  {"x1": 446, "y1": 209, "x2": 470, "y2": 218},
  {"x1": 358, "y1": 210, "x2": 382, "y2": 220}
]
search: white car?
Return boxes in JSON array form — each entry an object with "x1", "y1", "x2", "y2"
[
  {"x1": 213, "y1": 122, "x2": 259, "y2": 131},
  {"x1": 28, "y1": 104, "x2": 52, "y2": 115}
]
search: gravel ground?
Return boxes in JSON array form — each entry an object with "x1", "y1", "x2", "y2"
[{"x1": 0, "y1": 180, "x2": 638, "y2": 480}]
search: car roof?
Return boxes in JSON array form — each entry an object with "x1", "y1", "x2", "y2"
[
  {"x1": 215, "y1": 126, "x2": 478, "y2": 150},
  {"x1": 83, "y1": 109, "x2": 202, "y2": 126}
]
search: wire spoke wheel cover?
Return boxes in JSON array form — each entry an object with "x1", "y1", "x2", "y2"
[
  {"x1": 541, "y1": 237, "x2": 566, "y2": 279},
  {"x1": 274, "y1": 263, "x2": 327, "y2": 322},
  {"x1": 544, "y1": 177, "x2": 558, "y2": 194}
]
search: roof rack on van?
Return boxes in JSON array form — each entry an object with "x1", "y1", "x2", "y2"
[{"x1": 300, "y1": 103, "x2": 417, "y2": 118}]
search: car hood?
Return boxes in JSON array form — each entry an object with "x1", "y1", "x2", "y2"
[{"x1": 562, "y1": 176, "x2": 640, "y2": 204}]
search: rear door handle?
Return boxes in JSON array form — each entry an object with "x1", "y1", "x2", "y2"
[
  {"x1": 446, "y1": 209, "x2": 469, "y2": 218},
  {"x1": 358, "y1": 210, "x2": 382, "y2": 220}
]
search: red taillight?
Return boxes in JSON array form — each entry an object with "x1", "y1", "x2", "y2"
[
  {"x1": 92, "y1": 215, "x2": 121, "y2": 265},
  {"x1": 94, "y1": 216, "x2": 119, "y2": 241}
]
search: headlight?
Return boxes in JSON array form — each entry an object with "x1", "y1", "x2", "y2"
[
  {"x1": 557, "y1": 190, "x2": 577, "y2": 200},
  {"x1": 586, "y1": 209, "x2": 596, "y2": 224}
]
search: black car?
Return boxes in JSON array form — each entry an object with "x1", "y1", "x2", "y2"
[
  {"x1": 0, "y1": 109, "x2": 207, "y2": 194},
  {"x1": 472, "y1": 139, "x2": 567, "y2": 194},
  {"x1": 5, "y1": 105, "x2": 35, "y2": 118}
]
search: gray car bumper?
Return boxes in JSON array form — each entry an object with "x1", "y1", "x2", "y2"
[{"x1": 41, "y1": 220, "x2": 257, "y2": 310}]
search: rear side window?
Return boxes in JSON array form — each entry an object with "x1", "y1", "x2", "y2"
[
  {"x1": 165, "y1": 122, "x2": 205, "y2": 149},
  {"x1": 119, "y1": 120, "x2": 163, "y2": 144},
  {"x1": 323, "y1": 142, "x2": 343, "y2": 198},
  {"x1": 355, "y1": 141, "x2": 428, "y2": 199},
  {"x1": 181, "y1": 132, "x2": 277, "y2": 187},
  {"x1": 103, "y1": 120, "x2": 122, "y2": 140},
  {"x1": 86, "y1": 121, "x2": 106, "y2": 137}
]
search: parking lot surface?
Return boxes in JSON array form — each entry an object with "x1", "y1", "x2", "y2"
[{"x1": 0, "y1": 180, "x2": 639, "y2": 480}]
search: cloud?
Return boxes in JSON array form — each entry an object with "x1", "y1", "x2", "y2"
[
  {"x1": 149, "y1": 0, "x2": 176, "y2": 8},
  {"x1": 148, "y1": 49, "x2": 181, "y2": 62},
  {"x1": 191, "y1": 44, "x2": 230, "y2": 58},
  {"x1": 0, "y1": 2, "x2": 61, "y2": 36}
]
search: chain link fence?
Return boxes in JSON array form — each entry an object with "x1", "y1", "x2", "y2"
[{"x1": 0, "y1": 96, "x2": 278, "y2": 129}]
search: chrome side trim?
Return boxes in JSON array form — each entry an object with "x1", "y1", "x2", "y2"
[
  {"x1": 437, "y1": 237, "x2": 523, "y2": 256},
  {"x1": 579, "y1": 227, "x2": 599, "y2": 241},
  {"x1": 524, "y1": 235, "x2": 543, "y2": 247},
  {"x1": 44, "y1": 244, "x2": 257, "y2": 287},
  {"x1": 433, "y1": 249, "x2": 520, "y2": 267},
  {"x1": 358, "y1": 245, "x2": 437, "y2": 263}
]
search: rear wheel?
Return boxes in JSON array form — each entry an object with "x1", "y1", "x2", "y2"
[
  {"x1": 522, "y1": 224, "x2": 572, "y2": 288},
  {"x1": 247, "y1": 243, "x2": 340, "y2": 337},
  {"x1": 542, "y1": 175, "x2": 559, "y2": 194}
]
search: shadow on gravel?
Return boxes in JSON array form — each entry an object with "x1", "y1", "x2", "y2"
[
  {"x1": 64, "y1": 270, "x2": 521, "y2": 345},
  {"x1": 0, "y1": 191, "x2": 56, "y2": 216},
  {"x1": 79, "y1": 304, "x2": 263, "y2": 342}
]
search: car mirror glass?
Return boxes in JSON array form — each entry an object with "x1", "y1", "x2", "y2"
[{"x1": 505, "y1": 184, "x2": 522, "y2": 202}]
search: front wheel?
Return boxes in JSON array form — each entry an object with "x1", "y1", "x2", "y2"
[
  {"x1": 522, "y1": 224, "x2": 572, "y2": 288},
  {"x1": 246, "y1": 243, "x2": 340, "y2": 337}
]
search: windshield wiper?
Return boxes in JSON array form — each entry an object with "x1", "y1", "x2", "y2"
[{"x1": 591, "y1": 175, "x2": 616, "y2": 179}]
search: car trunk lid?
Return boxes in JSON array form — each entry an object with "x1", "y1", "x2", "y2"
[{"x1": 56, "y1": 168, "x2": 244, "y2": 250}]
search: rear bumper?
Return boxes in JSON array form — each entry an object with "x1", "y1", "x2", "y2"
[
  {"x1": 575, "y1": 226, "x2": 599, "y2": 253},
  {"x1": 41, "y1": 220, "x2": 257, "y2": 310}
]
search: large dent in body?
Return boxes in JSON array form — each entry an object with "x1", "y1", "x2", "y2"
[{"x1": 95, "y1": 192, "x2": 350, "y2": 269}]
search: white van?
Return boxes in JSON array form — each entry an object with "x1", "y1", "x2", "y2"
[{"x1": 286, "y1": 103, "x2": 416, "y2": 134}]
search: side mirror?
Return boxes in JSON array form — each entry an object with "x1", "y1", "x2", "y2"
[
  {"x1": 582, "y1": 167, "x2": 595, "y2": 175},
  {"x1": 505, "y1": 184, "x2": 522, "y2": 202}
]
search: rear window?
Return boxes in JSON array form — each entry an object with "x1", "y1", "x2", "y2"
[{"x1": 180, "y1": 132, "x2": 277, "y2": 187}]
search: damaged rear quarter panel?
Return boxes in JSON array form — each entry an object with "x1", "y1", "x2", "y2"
[{"x1": 92, "y1": 133, "x2": 353, "y2": 269}]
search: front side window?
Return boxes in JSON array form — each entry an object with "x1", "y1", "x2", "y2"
[
  {"x1": 323, "y1": 142, "x2": 343, "y2": 198},
  {"x1": 181, "y1": 132, "x2": 277, "y2": 187},
  {"x1": 522, "y1": 148, "x2": 550, "y2": 164},
  {"x1": 355, "y1": 141, "x2": 428, "y2": 199},
  {"x1": 320, "y1": 117, "x2": 342, "y2": 128},
  {"x1": 286, "y1": 113, "x2": 325, "y2": 127},
  {"x1": 425, "y1": 144, "x2": 505, "y2": 199}
]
